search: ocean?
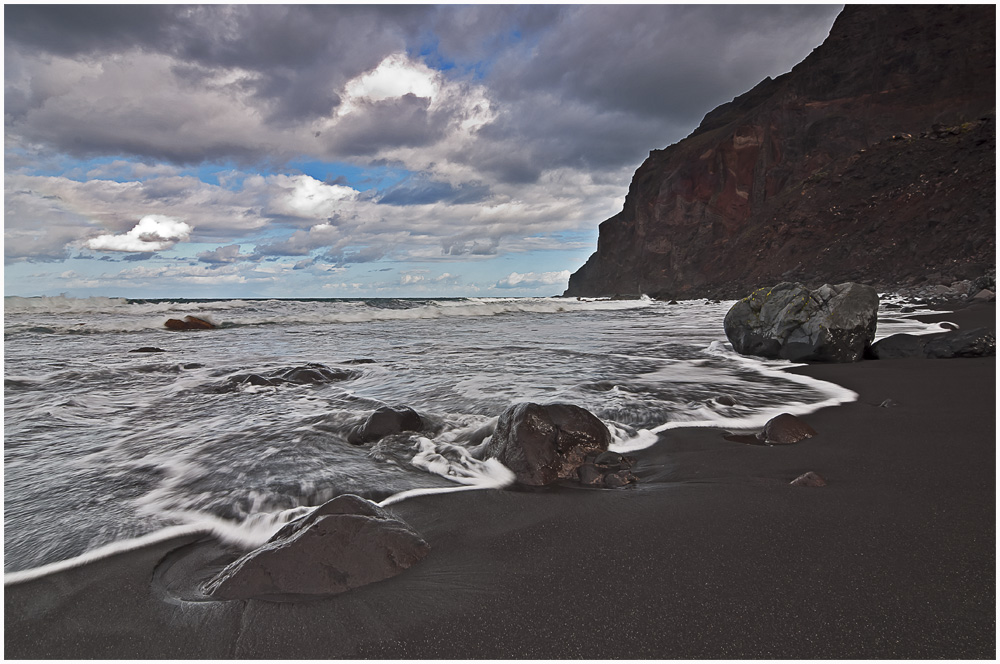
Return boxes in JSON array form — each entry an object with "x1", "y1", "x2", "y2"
[{"x1": 3, "y1": 294, "x2": 948, "y2": 578}]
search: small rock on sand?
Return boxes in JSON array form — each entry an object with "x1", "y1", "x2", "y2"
[{"x1": 791, "y1": 471, "x2": 827, "y2": 487}]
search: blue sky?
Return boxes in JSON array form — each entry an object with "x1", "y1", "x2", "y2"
[{"x1": 4, "y1": 4, "x2": 842, "y2": 298}]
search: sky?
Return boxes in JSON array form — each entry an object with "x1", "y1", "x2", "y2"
[{"x1": 4, "y1": 3, "x2": 842, "y2": 299}]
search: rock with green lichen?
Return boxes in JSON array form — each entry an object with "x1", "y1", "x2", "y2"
[{"x1": 724, "y1": 282, "x2": 879, "y2": 362}]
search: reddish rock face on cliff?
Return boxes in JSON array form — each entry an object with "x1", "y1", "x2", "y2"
[{"x1": 565, "y1": 5, "x2": 995, "y2": 299}]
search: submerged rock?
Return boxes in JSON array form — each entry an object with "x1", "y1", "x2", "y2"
[
  {"x1": 485, "y1": 402, "x2": 610, "y2": 486},
  {"x1": 129, "y1": 347, "x2": 166, "y2": 353},
  {"x1": 347, "y1": 405, "x2": 424, "y2": 445},
  {"x1": 204, "y1": 494, "x2": 430, "y2": 601},
  {"x1": 868, "y1": 328, "x2": 996, "y2": 359},
  {"x1": 164, "y1": 315, "x2": 216, "y2": 330},
  {"x1": 724, "y1": 282, "x2": 879, "y2": 362},
  {"x1": 217, "y1": 364, "x2": 357, "y2": 392},
  {"x1": 577, "y1": 451, "x2": 639, "y2": 488}
]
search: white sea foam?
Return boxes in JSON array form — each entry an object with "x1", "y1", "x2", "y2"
[
  {"x1": 379, "y1": 457, "x2": 515, "y2": 507},
  {"x1": 8, "y1": 295, "x2": 932, "y2": 581}
]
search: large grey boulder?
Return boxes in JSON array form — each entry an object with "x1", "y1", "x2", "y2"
[
  {"x1": 484, "y1": 402, "x2": 611, "y2": 486},
  {"x1": 204, "y1": 494, "x2": 430, "y2": 601},
  {"x1": 724, "y1": 282, "x2": 879, "y2": 362}
]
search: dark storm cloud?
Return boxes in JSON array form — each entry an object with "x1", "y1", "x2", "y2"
[
  {"x1": 5, "y1": 4, "x2": 841, "y2": 170},
  {"x1": 471, "y1": 4, "x2": 843, "y2": 174},
  {"x1": 4, "y1": 5, "x2": 176, "y2": 56},
  {"x1": 5, "y1": 4, "x2": 435, "y2": 154},
  {"x1": 488, "y1": 4, "x2": 843, "y2": 123},
  {"x1": 122, "y1": 252, "x2": 157, "y2": 262},
  {"x1": 4, "y1": 5, "x2": 427, "y2": 70},
  {"x1": 326, "y1": 94, "x2": 449, "y2": 156}
]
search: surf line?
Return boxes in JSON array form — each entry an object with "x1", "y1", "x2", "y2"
[{"x1": 4, "y1": 524, "x2": 209, "y2": 586}]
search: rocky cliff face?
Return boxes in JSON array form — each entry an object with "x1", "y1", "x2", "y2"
[{"x1": 565, "y1": 5, "x2": 995, "y2": 299}]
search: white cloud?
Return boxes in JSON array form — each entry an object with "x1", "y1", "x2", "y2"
[
  {"x1": 84, "y1": 215, "x2": 192, "y2": 252},
  {"x1": 400, "y1": 273, "x2": 425, "y2": 285},
  {"x1": 342, "y1": 54, "x2": 438, "y2": 109},
  {"x1": 269, "y1": 174, "x2": 358, "y2": 219},
  {"x1": 495, "y1": 270, "x2": 571, "y2": 290}
]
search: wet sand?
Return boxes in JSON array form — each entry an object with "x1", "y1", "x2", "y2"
[{"x1": 5, "y1": 303, "x2": 994, "y2": 659}]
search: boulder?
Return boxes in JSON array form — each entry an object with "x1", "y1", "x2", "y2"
[
  {"x1": 868, "y1": 328, "x2": 996, "y2": 359},
  {"x1": 485, "y1": 402, "x2": 611, "y2": 486},
  {"x1": 724, "y1": 282, "x2": 879, "y2": 362},
  {"x1": 204, "y1": 494, "x2": 430, "y2": 601},
  {"x1": 165, "y1": 315, "x2": 216, "y2": 330},
  {"x1": 758, "y1": 413, "x2": 817, "y2": 445},
  {"x1": 347, "y1": 405, "x2": 424, "y2": 445}
]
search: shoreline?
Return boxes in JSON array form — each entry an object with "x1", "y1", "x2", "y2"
[{"x1": 5, "y1": 303, "x2": 994, "y2": 658}]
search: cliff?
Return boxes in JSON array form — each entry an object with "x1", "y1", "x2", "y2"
[{"x1": 565, "y1": 5, "x2": 996, "y2": 299}]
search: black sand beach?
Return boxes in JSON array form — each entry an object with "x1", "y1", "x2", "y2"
[{"x1": 5, "y1": 304, "x2": 994, "y2": 659}]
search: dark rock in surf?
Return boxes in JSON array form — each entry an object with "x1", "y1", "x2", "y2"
[
  {"x1": 278, "y1": 365, "x2": 356, "y2": 384},
  {"x1": 164, "y1": 315, "x2": 216, "y2": 330},
  {"x1": 347, "y1": 406, "x2": 424, "y2": 445},
  {"x1": 217, "y1": 363, "x2": 357, "y2": 392},
  {"x1": 130, "y1": 347, "x2": 166, "y2": 353},
  {"x1": 758, "y1": 413, "x2": 817, "y2": 445},
  {"x1": 724, "y1": 282, "x2": 879, "y2": 362},
  {"x1": 791, "y1": 471, "x2": 828, "y2": 487},
  {"x1": 204, "y1": 494, "x2": 430, "y2": 601},
  {"x1": 485, "y1": 402, "x2": 610, "y2": 486},
  {"x1": 868, "y1": 327, "x2": 996, "y2": 359}
]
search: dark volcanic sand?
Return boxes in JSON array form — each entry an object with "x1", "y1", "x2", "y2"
[{"x1": 5, "y1": 304, "x2": 995, "y2": 659}]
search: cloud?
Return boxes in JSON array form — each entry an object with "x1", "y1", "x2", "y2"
[
  {"x1": 495, "y1": 270, "x2": 571, "y2": 290},
  {"x1": 4, "y1": 5, "x2": 843, "y2": 295},
  {"x1": 84, "y1": 215, "x2": 192, "y2": 252},
  {"x1": 324, "y1": 244, "x2": 388, "y2": 266},
  {"x1": 399, "y1": 271, "x2": 460, "y2": 286},
  {"x1": 268, "y1": 174, "x2": 358, "y2": 219},
  {"x1": 197, "y1": 244, "x2": 253, "y2": 265},
  {"x1": 443, "y1": 238, "x2": 499, "y2": 256},
  {"x1": 253, "y1": 222, "x2": 340, "y2": 257},
  {"x1": 121, "y1": 252, "x2": 157, "y2": 262}
]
